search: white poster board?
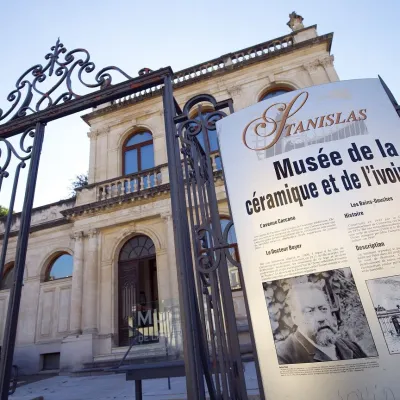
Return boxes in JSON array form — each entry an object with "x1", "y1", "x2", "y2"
[{"x1": 217, "y1": 79, "x2": 400, "y2": 399}]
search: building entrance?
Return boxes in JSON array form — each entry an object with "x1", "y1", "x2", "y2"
[{"x1": 118, "y1": 235, "x2": 158, "y2": 347}]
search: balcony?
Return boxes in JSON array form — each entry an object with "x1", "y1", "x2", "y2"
[
  {"x1": 62, "y1": 165, "x2": 170, "y2": 217},
  {"x1": 62, "y1": 152, "x2": 225, "y2": 217},
  {"x1": 96, "y1": 165, "x2": 168, "y2": 202}
]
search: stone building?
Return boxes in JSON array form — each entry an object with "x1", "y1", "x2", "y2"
[{"x1": 0, "y1": 14, "x2": 339, "y2": 374}]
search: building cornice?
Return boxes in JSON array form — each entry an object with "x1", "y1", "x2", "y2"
[
  {"x1": 0, "y1": 169, "x2": 224, "y2": 237},
  {"x1": 0, "y1": 197, "x2": 76, "y2": 225},
  {"x1": 82, "y1": 29, "x2": 333, "y2": 123},
  {"x1": 61, "y1": 183, "x2": 172, "y2": 218},
  {"x1": 0, "y1": 218, "x2": 72, "y2": 240}
]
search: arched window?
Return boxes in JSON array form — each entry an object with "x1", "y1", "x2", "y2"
[
  {"x1": 123, "y1": 131, "x2": 154, "y2": 175},
  {"x1": 0, "y1": 263, "x2": 14, "y2": 290},
  {"x1": 46, "y1": 253, "x2": 73, "y2": 281},
  {"x1": 220, "y1": 218, "x2": 242, "y2": 291},
  {"x1": 259, "y1": 87, "x2": 293, "y2": 102},
  {"x1": 119, "y1": 235, "x2": 155, "y2": 261}
]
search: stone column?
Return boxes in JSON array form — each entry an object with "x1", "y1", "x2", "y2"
[
  {"x1": 69, "y1": 231, "x2": 84, "y2": 334},
  {"x1": 82, "y1": 229, "x2": 99, "y2": 334},
  {"x1": 161, "y1": 211, "x2": 183, "y2": 354},
  {"x1": 162, "y1": 212, "x2": 179, "y2": 304}
]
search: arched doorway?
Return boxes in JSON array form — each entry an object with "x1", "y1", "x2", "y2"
[{"x1": 118, "y1": 235, "x2": 158, "y2": 346}]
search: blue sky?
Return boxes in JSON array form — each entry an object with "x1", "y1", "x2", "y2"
[{"x1": 1, "y1": 0, "x2": 399, "y2": 211}]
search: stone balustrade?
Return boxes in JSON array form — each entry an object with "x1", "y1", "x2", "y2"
[
  {"x1": 112, "y1": 32, "x2": 294, "y2": 108},
  {"x1": 173, "y1": 33, "x2": 294, "y2": 85},
  {"x1": 96, "y1": 165, "x2": 167, "y2": 202},
  {"x1": 210, "y1": 151, "x2": 222, "y2": 172}
]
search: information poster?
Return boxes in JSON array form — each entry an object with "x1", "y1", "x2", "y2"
[{"x1": 217, "y1": 79, "x2": 400, "y2": 399}]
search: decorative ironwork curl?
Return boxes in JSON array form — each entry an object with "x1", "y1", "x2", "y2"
[
  {"x1": 221, "y1": 220, "x2": 240, "y2": 268},
  {"x1": 0, "y1": 38, "x2": 132, "y2": 124},
  {"x1": 177, "y1": 110, "x2": 228, "y2": 142},
  {"x1": 0, "y1": 126, "x2": 35, "y2": 180},
  {"x1": 196, "y1": 226, "x2": 220, "y2": 273},
  {"x1": 203, "y1": 110, "x2": 227, "y2": 130}
]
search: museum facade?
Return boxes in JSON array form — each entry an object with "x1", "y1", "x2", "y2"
[{"x1": 0, "y1": 15, "x2": 339, "y2": 374}]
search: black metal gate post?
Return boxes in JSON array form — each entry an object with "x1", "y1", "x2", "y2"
[
  {"x1": 162, "y1": 75, "x2": 207, "y2": 399},
  {"x1": 0, "y1": 122, "x2": 45, "y2": 399},
  {"x1": 163, "y1": 75, "x2": 251, "y2": 398}
]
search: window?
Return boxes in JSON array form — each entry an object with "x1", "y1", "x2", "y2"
[
  {"x1": 0, "y1": 263, "x2": 14, "y2": 290},
  {"x1": 259, "y1": 87, "x2": 292, "y2": 101},
  {"x1": 220, "y1": 218, "x2": 242, "y2": 291},
  {"x1": 123, "y1": 131, "x2": 154, "y2": 175},
  {"x1": 46, "y1": 254, "x2": 73, "y2": 281},
  {"x1": 41, "y1": 353, "x2": 60, "y2": 371},
  {"x1": 119, "y1": 235, "x2": 155, "y2": 261}
]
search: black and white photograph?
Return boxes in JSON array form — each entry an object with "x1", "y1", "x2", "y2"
[
  {"x1": 263, "y1": 267, "x2": 378, "y2": 365},
  {"x1": 366, "y1": 275, "x2": 400, "y2": 355}
]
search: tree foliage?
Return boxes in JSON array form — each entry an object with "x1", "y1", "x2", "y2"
[
  {"x1": 0, "y1": 206, "x2": 9, "y2": 218},
  {"x1": 69, "y1": 173, "x2": 89, "y2": 197}
]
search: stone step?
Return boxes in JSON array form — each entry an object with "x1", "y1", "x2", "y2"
[
  {"x1": 73, "y1": 349, "x2": 254, "y2": 377},
  {"x1": 72, "y1": 322, "x2": 254, "y2": 376},
  {"x1": 93, "y1": 343, "x2": 168, "y2": 364}
]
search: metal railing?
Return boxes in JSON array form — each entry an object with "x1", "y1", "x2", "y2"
[{"x1": 117, "y1": 301, "x2": 183, "y2": 368}]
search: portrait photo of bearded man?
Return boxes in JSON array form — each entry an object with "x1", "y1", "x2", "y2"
[{"x1": 275, "y1": 281, "x2": 368, "y2": 364}]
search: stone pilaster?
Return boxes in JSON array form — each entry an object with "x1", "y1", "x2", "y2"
[
  {"x1": 82, "y1": 229, "x2": 99, "y2": 334},
  {"x1": 304, "y1": 60, "x2": 321, "y2": 85},
  {"x1": 320, "y1": 55, "x2": 339, "y2": 82},
  {"x1": 69, "y1": 231, "x2": 84, "y2": 334},
  {"x1": 161, "y1": 211, "x2": 179, "y2": 305},
  {"x1": 87, "y1": 130, "x2": 98, "y2": 185}
]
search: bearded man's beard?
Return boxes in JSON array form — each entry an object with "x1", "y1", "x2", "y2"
[{"x1": 314, "y1": 326, "x2": 338, "y2": 346}]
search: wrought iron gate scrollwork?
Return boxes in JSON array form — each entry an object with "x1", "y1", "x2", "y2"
[
  {"x1": 0, "y1": 40, "x2": 172, "y2": 398},
  {"x1": 0, "y1": 39, "x2": 132, "y2": 124},
  {"x1": 0, "y1": 126, "x2": 35, "y2": 181},
  {"x1": 0, "y1": 125, "x2": 37, "y2": 278}
]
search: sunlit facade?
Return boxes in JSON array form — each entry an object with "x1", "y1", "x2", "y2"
[{"x1": 0, "y1": 20, "x2": 339, "y2": 374}]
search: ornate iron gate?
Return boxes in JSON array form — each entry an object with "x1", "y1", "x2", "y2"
[
  {"x1": 162, "y1": 78, "x2": 265, "y2": 399},
  {"x1": 0, "y1": 40, "x2": 263, "y2": 399},
  {"x1": 0, "y1": 41, "x2": 171, "y2": 398}
]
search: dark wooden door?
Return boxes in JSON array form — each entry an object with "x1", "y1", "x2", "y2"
[{"x1": 118, "y1": 260, "x2": 139, "y2": 346}]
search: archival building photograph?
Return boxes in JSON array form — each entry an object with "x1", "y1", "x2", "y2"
[
  {"x1": 263, "y1": 267, "x2": 378, "y2": 364},
  {"x1": 366, "y1": 275, "x2": 400, "y2": 354}
]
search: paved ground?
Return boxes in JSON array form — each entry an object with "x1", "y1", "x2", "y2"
[
  {"x1": 9, "y1": 362, "x2": 259, "y2": 400},
  {"x1": 14, "y1": 373, "x2": 58, "y2": 388}
]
